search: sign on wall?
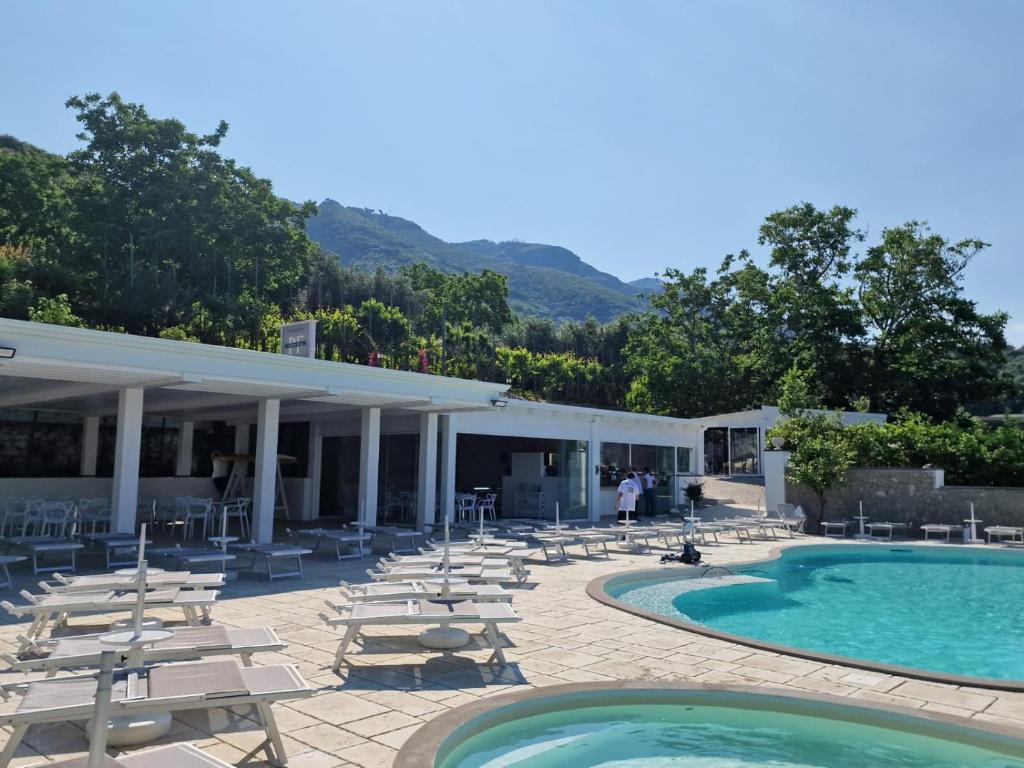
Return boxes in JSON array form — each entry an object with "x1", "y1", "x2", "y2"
[{"x1": 280, "y1": 320, "x2": 317, "y2": 359}]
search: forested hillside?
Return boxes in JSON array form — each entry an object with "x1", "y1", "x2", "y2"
[
  {"x1": 0, "y1": 92, "x2": 1017, "y2": 421},
  {"x1": 306, "y1": 201, "x2": 644, "y2": 321}
]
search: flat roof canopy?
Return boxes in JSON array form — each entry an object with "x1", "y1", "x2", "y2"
[{"x1": 0, "y1": 319, "x2": 508, "y2": 420}]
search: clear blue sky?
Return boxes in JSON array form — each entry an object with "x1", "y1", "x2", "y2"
[{"x1": 4, "y1": 1, "x2": 1023, "y2": 342}]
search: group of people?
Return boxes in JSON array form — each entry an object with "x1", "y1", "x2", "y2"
[{"x1": 615, "y1": 467, "x2": 658, "y2": 521}]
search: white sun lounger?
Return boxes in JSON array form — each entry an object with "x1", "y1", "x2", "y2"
[
  {"x1": 985, "y1": 526, "x2": 1024, "y2": 544},
  {"x1": 0, "y1": 659, "x2": 311, "y2": 766},
  {"x1": 566, "y1": 530, "x2": 618, "y2": 558},
  {"x1": 6, "y1": 624, "x2": 285, "y2": 676},
  {"x1": 920, "y1": 523, "x2": 958, "y2": 541},
  {"x1": 380, "y1": 552, "x2": 533, "y2": 581},
  {"x1": 364, "y1": 526, "x2": 423, "y2": 554},
  {"x1": 4, "y1": 536, "x2": 86, "y2": 574},
  {"x1": 820, "y1": 520, "x2": 849, "y2": 537},
  {"x1": 45, "y1": 570, "x2": 223, "y2": 593},
  {"x1": 230, "y1": 543, "x2": 313, "y2": 580},
  {"x1": 291, "y1": 527, "x2": 373, "y2": 560},
  {"x1": 866, "y1": 521, "x2": 908, "y2": 540},
  {"x1": 39, "y1": 742, "x2": 234, "y2": 768},
  {"x1": 3, "y1": 588, "x2": 218, "y2": 650},
  {"x1": 79, "y1": 533, "x2": 151, "y2": 569},
  {"x1": 148, "y1": 544, "x2": 237, "y2": 572},
  {"x1": 368, "y1": 563, "x2": 513, "y2": 584},
  {"x1": 337, "y1": 579, "x2": 511, "y2": 603},
  {"x1": 615, "y1": 524, "x2": 660, "y2": 552},
  {"x1": 321, "y1": 599, "x2": 521, "y2": 668},
  {"x1": 26, "y1": 652, "x2": 235, "y2": 768}
]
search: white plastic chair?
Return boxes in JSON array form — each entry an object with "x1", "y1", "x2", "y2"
[{"x1": 182, "y1": 498, "x2": 213, "y2": 539}]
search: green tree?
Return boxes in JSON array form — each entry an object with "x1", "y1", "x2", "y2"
[
  {"x1": 62, "y1": 92, "x2": 318, "y2": 342},
  {"x1": 855, "y1": 221, "x2": 1010, "y2": 417},
  {"x1": 27, "y1": 293, "x2": 84, "y2": 327}
]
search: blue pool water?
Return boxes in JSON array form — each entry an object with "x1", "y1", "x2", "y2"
[
  {"x1": 439, "y1": 698, "x2": 1024, "y2": 767},
  {"x1": 611, "y1": 545, "x2": 1024, "y2": 681}
]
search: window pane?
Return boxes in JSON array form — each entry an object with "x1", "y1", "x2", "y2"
[
  {"x1": 600, "y1": 442, "x2": 630, "y2": 487},
  {"x1": 728, "y1": 428, "x2": 760, "y2": 474},
  {"x1": 630, "y1": 444, "x2": 658, "y2": 474},
  {"x1": 676, "y1": 447, "x2": 692, "y2": 474}
]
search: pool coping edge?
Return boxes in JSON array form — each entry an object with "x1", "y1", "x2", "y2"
[
  {"x1": 392, "y1": 680, "x2": 1024, "y2": 767},
  {"x1": 585, "y1": 542, "x2": 1024, "y2": 694}
]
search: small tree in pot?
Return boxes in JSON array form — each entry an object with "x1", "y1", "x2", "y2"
[
  {"x1": 769, "y1": 413, "x2": 854, "y2": 531},
  {"x1": 683, "y1": 481, "x2": 704, "y2": 510}
]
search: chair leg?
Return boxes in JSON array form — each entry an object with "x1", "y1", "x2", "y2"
[
  {"x1": 484, "y1": 622, "x2": 507, "y2": 665},
  {"x1": 0, "y1": 722, "x2": 29, "y2": 765},
  {"x1": 333, "y1": 624, "x2": 360, "y2": 671},
  {"x1": 256, "y1": 701, "x2": 289, "y2": 767}
]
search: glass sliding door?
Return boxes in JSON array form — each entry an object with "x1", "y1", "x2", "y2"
[{"x1": 728, "y1": 427, "x2": 760, "y2": 475}]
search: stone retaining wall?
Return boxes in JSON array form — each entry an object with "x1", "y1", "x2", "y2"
[{"x1": 786, "y1": 467, "x2": 1024, "y2": 530}]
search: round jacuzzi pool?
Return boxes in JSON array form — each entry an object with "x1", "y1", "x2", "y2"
[
  {"x1": 394, "y1": 683, "x2": 1024, "y2": 768},
  {"x1": 592, "y1": 544, "x2": 1024, "y2": 689}
]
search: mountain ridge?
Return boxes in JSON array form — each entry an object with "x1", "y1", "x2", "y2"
[{"x1": 306, "y1": 199, "x2": 654, "y2": 322}]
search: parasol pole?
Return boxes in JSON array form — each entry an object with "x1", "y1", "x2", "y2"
[
  {"x1": 87, "y1": 651, "x2": 116, "y2": 767},
  {"x1": 132, "y1": 524, "x2": 148, "y2": 636},
  {"x1": 442, "y1": 518, "x2": 450, "y2": 602}
]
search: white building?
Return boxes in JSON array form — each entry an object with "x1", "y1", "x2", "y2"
[{"x1": 0, "y1": 319, "x2": 883, "y2": 540}]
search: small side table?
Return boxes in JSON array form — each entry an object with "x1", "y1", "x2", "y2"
[{"x1": 0, "y1": 555, "x2": 26, "y2": 589}]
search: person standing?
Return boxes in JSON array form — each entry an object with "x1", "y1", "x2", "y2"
[
  {"x1": 210, "y1": 450, "x2": 230, "y2": 499},
  {"x1": 642, "y1": 467, "x2": 657, "y2": 515},
  {"x1": 616, "y1": 472, "x2": 640, "y2": 522}
]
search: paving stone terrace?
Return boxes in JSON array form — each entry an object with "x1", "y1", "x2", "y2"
[{"x1": 3, "y1": 531, "x2": 1024, "y2": 767}]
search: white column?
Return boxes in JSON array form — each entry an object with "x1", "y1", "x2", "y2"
[
  {"x1": 79, "y1": 415, "x2": 100, "y2": 476},
  {"x1": 251, "y1": 399, "x2": 280, "y2": 543},
  {"x1": 587, "y1": 419, "x2": 602, "y2": 522},
  {"x1": 358, "y1": 407, "x2": 381, "y2": 526},
  {"x1": 416, "y1": 413, "x2": 439, "y2": 530},
  {"x1": 307, "y1": 420, "x2": 323, "y2": 520},
  {"x1": 439, "y1": 415, "x2": 457, "y2": 523},
  {"x1": 111, "y1": 388, "x2": 144, "y2": 534},
  {"x1": 763, "y1": 449, "x2": 790, "y2": 515},
  {"x1": 175, "y1": 420, "x2": 194, "y2": 477}
]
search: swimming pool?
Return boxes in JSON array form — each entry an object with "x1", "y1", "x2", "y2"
[
  {"x1": 396, "y1": 683, "x2": 1024, "y2": 768},
  {"x1": 600, "y1": 544, "x2": 1024, "y2": 687}
]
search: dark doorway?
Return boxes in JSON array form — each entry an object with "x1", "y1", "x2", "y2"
[{"x1": 704, "y1": 428, "x2": 728, "y2": 475}]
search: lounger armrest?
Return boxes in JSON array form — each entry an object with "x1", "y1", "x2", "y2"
[
  {"x1": 52, "y1": 573, "x2": 71, "y2": 585},
  {"x1": 320, "y1": 611, "x2": 350, "y2": 627},
  {"x1": 1, "y1": 600, "x2": 24, "y2": 617},
  {"x1": 19, "y1": 591, "x2": 39, "y2": 605}
]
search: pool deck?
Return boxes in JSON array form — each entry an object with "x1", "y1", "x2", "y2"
[{"x1": 2, "y1": 532, "x2": 1023, "y2": 766}]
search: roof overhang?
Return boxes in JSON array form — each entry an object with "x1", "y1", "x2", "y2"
[{"x1": 0, "y1": 319, "x2": 508, "y2": 418}]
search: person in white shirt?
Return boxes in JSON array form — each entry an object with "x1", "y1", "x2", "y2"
[
  {"x1": 210, "y1": 450, "x2": 230, "y2": 498},
  {"x1": 641, "y1": 468, "x2": 657, "y2": 515},
  {"x1": 616, "y1": 472, "x2": 640, "y2": 522}
]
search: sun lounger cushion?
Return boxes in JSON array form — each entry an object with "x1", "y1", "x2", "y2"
[
  {"x1": 419, "y1": 599, "x2": 478, "y2": 618},
  {"x1": 148, "y1": 660, "x2": 247, "y2": 699},
  {"x1": 45, "y1": 743, "x2": 231, "y2": 768},
  {"x1": 240, "y1": 664, "x2": 306, "y2": 695},
  {"x1": 18, "y1": 675, "x2": 99, "y2": 711}
]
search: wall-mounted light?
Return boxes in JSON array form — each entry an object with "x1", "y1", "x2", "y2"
[
  {"x1": 490, "y1": 398, "x2": 509, "y2": 408},
  {"x1": 0, "y1": 347, "x2": 15, "y2": 359}
]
